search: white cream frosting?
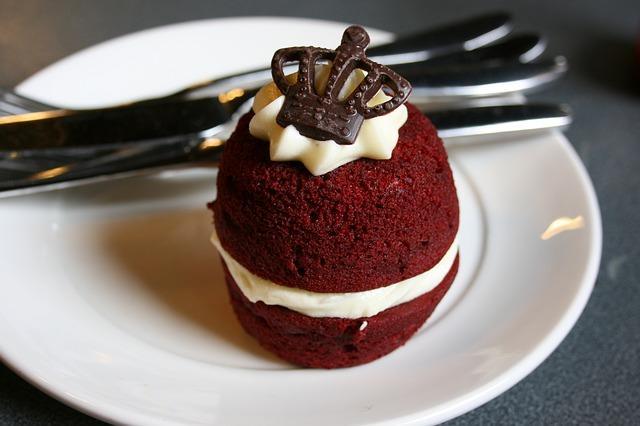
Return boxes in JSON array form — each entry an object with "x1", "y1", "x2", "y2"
[
  {"x1": 211, "y1": 226, "x2": 458, "y2": 319},
  {"x1": 249, "y1": 65, "x2": 408, "y2": 176}
]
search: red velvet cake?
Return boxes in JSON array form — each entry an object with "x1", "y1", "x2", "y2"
[{"x1": 209, "y1": 26, "x2": 460, "y2": 368}]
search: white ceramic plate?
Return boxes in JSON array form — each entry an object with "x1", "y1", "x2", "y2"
[{"x1": 1, "y1": 18, "x2": 601, "y2": 426}]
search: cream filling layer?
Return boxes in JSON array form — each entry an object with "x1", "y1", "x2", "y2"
[{"x1": 211, "y1": 226, "x2": 458, "y2": 319}]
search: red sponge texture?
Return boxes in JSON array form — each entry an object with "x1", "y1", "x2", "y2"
[{"x1": 212, "y1": 103, "x2": 459, "y2": 293}]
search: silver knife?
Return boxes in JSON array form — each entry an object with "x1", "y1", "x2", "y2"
[{"x1": 0, "y1": 103, "x2": 571, "y2": 197}]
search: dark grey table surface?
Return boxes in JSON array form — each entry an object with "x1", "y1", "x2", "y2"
[{"x1": 1, "y1": 0, "x2": 638, "y2": 424}]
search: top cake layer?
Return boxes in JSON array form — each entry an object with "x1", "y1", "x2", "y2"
[{"x1": 213, "y1": 103, "x2": 459, "y2": 293}]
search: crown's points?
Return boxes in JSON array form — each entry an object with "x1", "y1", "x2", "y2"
[
  {"x1": 271, "y1": 26, "x2": 412, "y2": 145},
  {"x1": 342, "y1": 25, "x2": 370, "y2": 49}
]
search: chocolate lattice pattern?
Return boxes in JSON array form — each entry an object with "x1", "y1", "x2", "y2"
[{"x1": 271, "y1": 25, "x2": 412, "y2": 145}]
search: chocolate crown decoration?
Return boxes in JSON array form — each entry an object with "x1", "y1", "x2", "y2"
[{"x1": 271, "y1": 25, "x2": 412, "y2": 145}]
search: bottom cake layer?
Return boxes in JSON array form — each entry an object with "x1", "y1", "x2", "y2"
[{"x1": 223, "y1": 255, "x2": 459, "y2": 368}]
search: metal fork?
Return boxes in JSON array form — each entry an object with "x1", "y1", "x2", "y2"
[{"x1": 0, "y1": 12, "x2": 515, "y2": 116}]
